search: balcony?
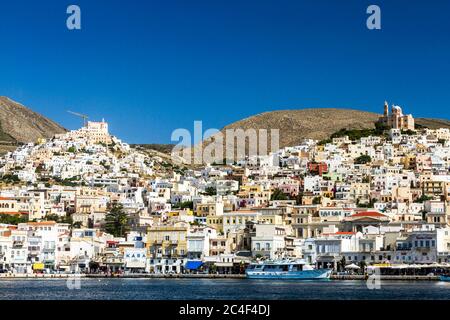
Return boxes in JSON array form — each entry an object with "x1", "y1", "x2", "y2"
[{"x1": 12, "y1": 241, "x2": 24, "y2": 249}]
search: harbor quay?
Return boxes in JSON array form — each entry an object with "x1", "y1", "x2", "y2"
[{"x1": 0, "y1": 271, "x2": 444, "y2": 281}]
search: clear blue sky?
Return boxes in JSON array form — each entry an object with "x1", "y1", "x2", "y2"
[{"x1": 1, "y1": 0, "x2": 449, "y2": 143}]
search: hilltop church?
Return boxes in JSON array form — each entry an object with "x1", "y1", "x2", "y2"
[{"x1": 378, "y1": 101, "x2": 415, "y2": 131}]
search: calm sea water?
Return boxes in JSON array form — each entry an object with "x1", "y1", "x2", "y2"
[{"x1": 0, "y1": 279, "x2": 449, "y2": 300}]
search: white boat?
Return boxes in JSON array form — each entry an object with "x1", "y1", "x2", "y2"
[{"x1": 245, "y1": 259, "x2": 332, "y2": 280}]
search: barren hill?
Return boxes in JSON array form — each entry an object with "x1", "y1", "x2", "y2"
[
  {"x1": 221, "y1": 109, "x2": 380, "y2": 147},
  {"x1": 175, "y1": 108, "x2": 450, "y2": 164},
  {"x1": 0, "y1": 96, "x2": 66, "y2": 144},
  {"x1": 214, "y1": 109, "x2": 450, "y2": 148}
]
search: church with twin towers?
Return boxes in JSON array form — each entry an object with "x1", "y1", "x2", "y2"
[{"x1": 378, "y1": 101, "x2": 415, "y2": 131}]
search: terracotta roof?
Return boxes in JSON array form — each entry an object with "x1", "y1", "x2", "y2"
[
  {"x1": 323, "y1": 231, "x2": 355, "y2": 236},
  {"x1": 351, "y1": 211, "x2": 386, "y2": 218},
  {"x1": 0, "y1": 212, "x2": 22, "y2": 215},
  {"x1": 26, "y1": 221, "x2": 57, "y2": 226}
]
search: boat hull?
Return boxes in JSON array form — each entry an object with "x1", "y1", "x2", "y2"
[
  {"x1": 246, "y1": 268, "x2": 332, "y2": 280},
  {"x1": 439, "y1": 275, "x2": 450, "y2": 282}
]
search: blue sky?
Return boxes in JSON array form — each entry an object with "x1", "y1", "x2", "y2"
[{"x1": 0, "y1": 0, "x2": 449, "y2": 143}]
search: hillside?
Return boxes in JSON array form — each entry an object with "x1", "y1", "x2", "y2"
[
  {"x1": 0, "y1": 97, "x2": 67, "y2": 152},
  {"x1": 415, "y1": 118, "x2": 450, "y2": 130},
  {"x1": 176, "y1": 108, "x2": 450, "y2": 164},
  {"x1": 221, "y1": 109, "x2": 380, "y2": 147}
]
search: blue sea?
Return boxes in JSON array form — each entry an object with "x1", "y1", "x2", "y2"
[{"x1": 0, "y1": 279, "x2": 449, "y2": 300}]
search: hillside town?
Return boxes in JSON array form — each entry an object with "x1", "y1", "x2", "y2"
[{"x1": 1, "y1": 103, "x2": 450, "y2": 276}]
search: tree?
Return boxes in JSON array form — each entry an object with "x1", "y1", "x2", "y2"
[
  {"x1": 270, "y1": 188, "x2": 288, "y2": 201},
  {"x1": 104, "y1": 204, "x2": 129, "y2": 237},
  {"x1": 401, "y1": 129, "x2": 416, "y2": 136},
  {"x1": 421, "y1": 210, "x2": 427, "y2": 221},
  {"x1": 414, "y1": 195, "x2": 432, "y2": 203},
  {"x1": 89, "y1": 261, "x2": 100, "y2": 273},
  {"x1": 0, "y1": 214, "x2": 28, "y2": 225},
  {"x1": 312, "y1": 196, "x2": 321, "y2": 205},
  {"x1": 359, "y1": 260, "x2": 367, "y2": 271},
  {"x1": 295, "y1": 192, "x2": 304, "y2": 205},
  {"x1": 44, "y1": 214, "x2": 60, "y2": 222},
  {"x1": 179, "y1": 201, "x2": 194, "y2": 210},
  {"x1": 204, "y1": 186, "x2": 217, "y2": 196},
  {"x1": 339, "y1": 256, "x2": 346, "y2": 272},
  {"x1": 1, "y1": 174, "x2": 20, "y2": 183},
  {"x1": 354, "y1": 154, "x2": 372, "y2": 164}
]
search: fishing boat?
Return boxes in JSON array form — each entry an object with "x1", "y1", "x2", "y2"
[
  {"x1": 439, "y1": 275, "x2": 450, "y2": 282},
  {"x1": 245, "y1": 259, "x2": 332, "y2": 280}
]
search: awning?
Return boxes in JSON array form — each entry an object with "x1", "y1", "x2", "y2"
[
  {"x1": 215, "y1": 262, "x2": 233, "y2": 267},
  {"x1": 126, "y1": 261, "x2": 146, "y2": 268},
  {"x1": 185, "y1": 261, "x2": 203, "y2": 270},
  {"x1": 33, "y1": 263, "x2": 45, "y2": 270}
]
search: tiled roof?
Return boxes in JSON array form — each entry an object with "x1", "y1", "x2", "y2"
[{"x1": 351, "y1": 211, "x2": 386, "y2": 218}]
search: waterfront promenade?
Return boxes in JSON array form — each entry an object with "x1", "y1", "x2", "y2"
[{"x1": 0, "y1": 273, "x2": 441, "y2": 280}]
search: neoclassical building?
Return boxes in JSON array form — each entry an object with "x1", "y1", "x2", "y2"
[{"x1": 378, "y1": 101, "x2": 415, "y2": 131}]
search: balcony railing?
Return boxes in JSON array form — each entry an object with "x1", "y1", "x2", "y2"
[{"x1": 12, "y1": 241, "x2": 24, "y2": 248}]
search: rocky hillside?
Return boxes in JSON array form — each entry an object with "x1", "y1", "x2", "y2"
[
  {"x1": 175, "y1": 108, "x2": 450, "y2": 164},
  {"x1": 221, "y1": 109, "x2": 380, "y2": 147},
  {"x1": 415, "y1": 117, "x2": 450, "y2": 130},
  {"x1": 0, "y1": 96, "x2": 66, "y2": 144}
]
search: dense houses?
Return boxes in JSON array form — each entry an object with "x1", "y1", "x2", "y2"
[{"x1": 1, "y1": 104, "x2": 450, "y2": 275}]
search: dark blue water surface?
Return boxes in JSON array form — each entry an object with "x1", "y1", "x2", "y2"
[{"x1": 0, "y1": 279, "x2": 449, "y2": 300}]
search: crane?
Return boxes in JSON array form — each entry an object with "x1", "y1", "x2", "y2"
[{"x1": 67, "y1": 110, "x2": 89, "y2": 127}]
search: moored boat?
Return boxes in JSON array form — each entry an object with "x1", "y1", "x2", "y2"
[
  {"x1": 245, "y1": 259, "x2": 332, "y2": 280},
  {"x1": 439, "y1": 275, "x2": 450, "y2": 282}
]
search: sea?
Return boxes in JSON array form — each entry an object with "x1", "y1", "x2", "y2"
[{"x1": 0, "y1": 279, "x2": 449, "y2": 300}]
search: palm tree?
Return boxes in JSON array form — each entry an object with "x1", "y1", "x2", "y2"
[{"x1": 339, "y1": 256, "x2": 346, "y2": 272}]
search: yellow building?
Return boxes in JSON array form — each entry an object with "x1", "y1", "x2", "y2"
[
  {"x1": 146, "y1": 223, "x2": 188, "y2": 258},
  {"x1": 196, "y1": 202, "x2": 223, "y2": 217},
  {"x1": 422, "y1": 179, "x2": 450, "y2": 200},
  {"x1": 206, "y1": 215, "x2": 224, "y2": 233},
  {"x1": 0, "y1": 197, "x2": 19, "y2": 214}
]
